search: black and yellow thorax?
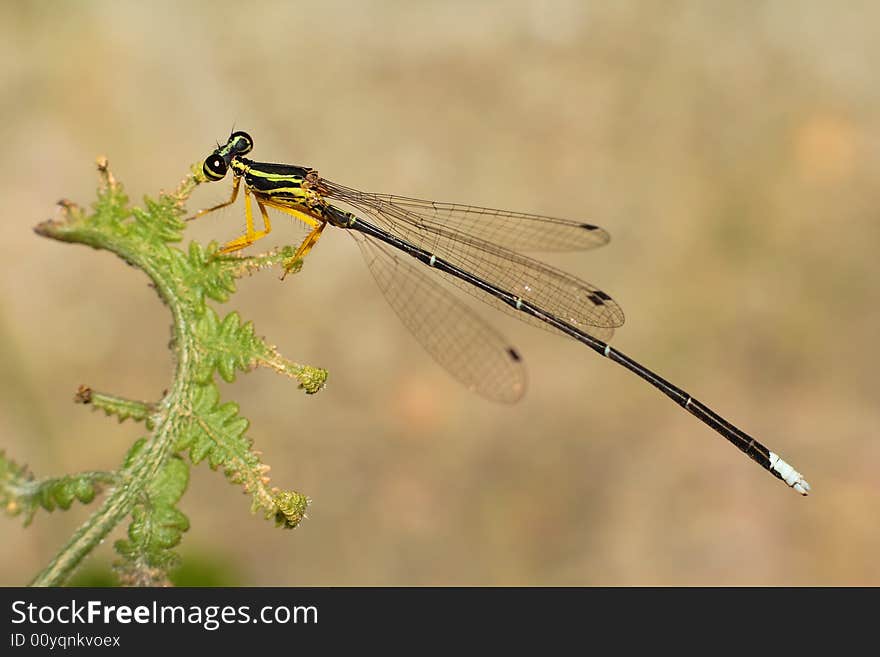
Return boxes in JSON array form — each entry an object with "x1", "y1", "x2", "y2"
[{"x1": 231, "y1": 158, "x2": 315, "y2": 202}]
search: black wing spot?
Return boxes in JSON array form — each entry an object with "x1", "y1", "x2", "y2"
[
  {"x1": 587, "y1": 293, "x2": 607, "y2": 306},
  {"x1": 579, "y1": 223, "x2": 599, "y2": 230},
  {"x1": 506, "y1": 347, "x2": 522, "y2": 362}
]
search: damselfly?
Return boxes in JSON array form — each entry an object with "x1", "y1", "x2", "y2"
[{"x1": 189, "y1": 131, "x2": 810, "y2": 495}]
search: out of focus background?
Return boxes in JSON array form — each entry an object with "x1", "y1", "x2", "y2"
[{"x1": 1, "y1": 1, "x2": 878, "y2": 585}]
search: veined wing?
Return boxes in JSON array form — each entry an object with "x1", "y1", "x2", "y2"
[
  {"x1": 352, "y1": 231, "x2": 527, "y2": 403},
  {"x1": 322, "y1": 179, "x2": 624, "y2": 341},
  {"x1": 323, "y1": 181, "x2": 610, "y2": 253}
]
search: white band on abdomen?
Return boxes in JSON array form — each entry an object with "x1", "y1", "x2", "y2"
[{"x1": 768, "y1": 452, "x2": 810, "y2": 495}]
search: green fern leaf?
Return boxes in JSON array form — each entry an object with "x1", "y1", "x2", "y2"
[
  {"x1": 0, "y1": 451, "x2": 115, "y2": 526},
  {"x1": 114, "y1": 456, "x2": 189, "y2": 585},
  {"x1": 127, "y1": 196, "x2": 185, "y2": 246},
  {"x1": 171, "y1": 241, "x2": 238, "y2": 306},
  {"x1": 193, "y1": 308, "x2": 262, "y2": 383}
]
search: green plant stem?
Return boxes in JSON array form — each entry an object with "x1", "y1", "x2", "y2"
[
  {"x1": 29, "y1": 167, "x2": 205, "y2": 586},
  {"x1": 23, "y1": 160, "x2": 321, "y2": 585},
  {"x1": 31, "y1": 222, "x2": 194, "y2": 586}
]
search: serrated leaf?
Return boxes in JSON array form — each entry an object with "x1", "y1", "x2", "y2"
[
  {"x1": 1, "y1": 451, "x2": 114, "y2": 525},
  {"x1": 176, "y1": 241, "x2": 238, "y2": 305},
  {"x1": 147, "y1": 456, "x2": 188, "y2": 506},
  {"x1": 177, "y1": 383, "x2": 297, "y2": 525},
  {"x1": 114, "y1": 456, "x2": 190, "y2": 584},
  {"x1": 127, "y1": 196, "x2": 185, "y2": 246},
  {"x1": 177, "y1": 383, "x2": 250, "y2": 466},
  {"x1": 151, "y1": 507, "x2": 189, "y2": 548},
  {"x1": 190, "y1": 437, "x2": 213, "y2": 465},
  {"x1": 90, "y1": 181, "x2": 130, "y2": 230},
  {"x1": 73, "y1": 478, "x2": 97, "y2": 504},
  {"x1": 52, "y1": 481, "x2": 75, "y2": 510},
  {"x1": 193, "y1": 308, "x2": 262, "y2": 383}
]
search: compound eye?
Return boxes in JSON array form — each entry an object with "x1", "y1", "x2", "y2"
[
  {"x1": 229, "y1": 130, "x2": 253, "y2": 155},
  {"x1": 203, "y1": 155, "x2": 228, "y2": 180}
]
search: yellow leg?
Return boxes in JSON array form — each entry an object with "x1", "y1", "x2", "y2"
[
  {"x1": 187, "y1": 176, "x2": 240, "y2": 221},
  {"x1": 281, "y1": 222, "x2": 327, "y2": 279},
  {"x1": 254, "y1": 202, "x2": 328, "y2": 278},
  {"x1": 261, "y1": 199, "x2": 322, "y2": 230},
  {"x1": 219, "y1": 188, "x2": 274, "y2": 253},
  {"x1": 294, "y1": 221, "x2": 327, "y2": 260},
  {"x1": 260, "y1": 201, "x2": 328, "y2": 260}
]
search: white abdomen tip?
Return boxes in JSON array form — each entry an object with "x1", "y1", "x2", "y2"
[{"x1": 769, "y1": 452, "x2": 810, "y2": 496}]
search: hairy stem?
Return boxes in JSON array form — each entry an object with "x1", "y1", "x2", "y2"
[
  {"x1": 20, "y1": 159, "x2": 321, "y2": 586},
  {"x1": 31, "y1": 208, "x2": 195, "y2": 585}
]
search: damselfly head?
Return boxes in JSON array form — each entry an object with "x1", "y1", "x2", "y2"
[
  {"x1": 227, "y1": 130, "x2": 253, "y2": 156},
  {"x1": 202, "y1": 131, "x2": 253, "y2": 181}
]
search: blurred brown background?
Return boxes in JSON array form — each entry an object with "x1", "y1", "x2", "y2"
[{"x1": 1, "y1": 1, "x2": 878, "y2": 586}]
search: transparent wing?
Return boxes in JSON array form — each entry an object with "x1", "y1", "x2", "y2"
[
  {"x1": 324, "y1": 182, "x2": 610, "y2": 252},
  {"x1": 352, "y1": 231, "x2": 527, "y2": 403},
  {"x1": 322, "y1": 180, "x2": 624, "y2": 341}
]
